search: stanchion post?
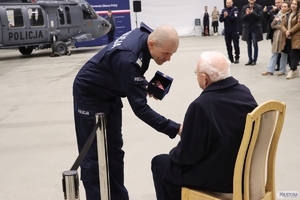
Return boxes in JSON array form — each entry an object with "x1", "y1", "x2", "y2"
[
  {"x1": 95, "y1": 113, "x2": 110, "y2": 200},
  {"x1": 62, "y1": 170, "x2": 80, "y2": 200}
]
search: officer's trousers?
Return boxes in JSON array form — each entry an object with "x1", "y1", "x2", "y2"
[
  {"x1": 74, "y1": 105, "x2": 129, "y2": 200},
  {"x1": 224, "y1": 32, "x2": 240, "y2": 62}
]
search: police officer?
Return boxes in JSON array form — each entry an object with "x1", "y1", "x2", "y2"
[
  {"x1": 219, "y1": 0, "x2": 240, "y2": 64},
  {"x1": 72, "y1": 22, "x2": 182, "y2": 200}
]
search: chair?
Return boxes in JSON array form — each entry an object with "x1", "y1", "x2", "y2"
[{"x1": 182, "y1": 100, "x2": 286, "y2": 200}]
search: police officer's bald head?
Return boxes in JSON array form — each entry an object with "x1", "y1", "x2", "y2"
[
  {"x1": 147, "y1": 25, "x2": 179, "y2": 65},
  {"x1": 148, "y1": 25, "x2": 179, "y2": 49}
]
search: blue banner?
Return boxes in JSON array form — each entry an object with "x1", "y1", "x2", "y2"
[{"x1": 76, "y1": 0, "x2": 131, "y2": 47}]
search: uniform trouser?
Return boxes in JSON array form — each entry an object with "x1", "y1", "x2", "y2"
[
  {"x1": 224, "y1": 32, "x2": 240, "y2": 62},
  {"x1": 74, "y1": 105, "x2": 129, "y2": 200},
  {"x1": 246, "y1": 29, "x2": 258, "y2": 62},
  {"x1": 151, "y1": 154, "x2": 181, "y2": 200}
]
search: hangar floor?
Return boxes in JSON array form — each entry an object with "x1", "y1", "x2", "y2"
[{"x1": 0, "y1": 35, "x2": 299, "y2": 200}]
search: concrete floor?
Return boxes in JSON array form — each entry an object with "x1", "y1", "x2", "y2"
[{"x1": 0, "y1": 35, "x2": 299, "y2": 200}]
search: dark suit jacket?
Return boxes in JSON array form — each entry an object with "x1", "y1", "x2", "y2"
[
  {"x1": 241, "y1": 3, "x2": 264, "y2": 42},
  {"x1": 163, "y1": 76, "x2": 257, "y2": 193}
]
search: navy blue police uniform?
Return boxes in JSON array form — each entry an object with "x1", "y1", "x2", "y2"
[
  {"x1": 73, "y1": 22, "x2": 180, "y2": 200},
  {"x1": 219, "y1": 6, "x2": 240, "y2": 63}
]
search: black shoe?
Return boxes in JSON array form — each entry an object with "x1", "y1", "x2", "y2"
[
  {"x1": 234, "y1": 59, "x2": 239, "y2": 64},
  {"x1": 251, "y1": 61, "x2": 256, "y2": 66},
  {"x1": 245, "y1": 60, "x2": 252, "y2": 65},
  {"x1": 275, "y1": 66, "x2": 280, "y2": 71}
]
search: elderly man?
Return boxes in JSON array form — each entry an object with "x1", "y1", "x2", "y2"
[
  {"x1": 73, "y1": 22, "x2": 182, "y2": 200},
  {"x1": 151, "y1": 51, "x2": 257, "y2": 200}
]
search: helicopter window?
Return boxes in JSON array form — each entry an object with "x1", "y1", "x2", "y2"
[
  {"x1": 6, "y1": 9, "x2": 24, "y2": 28},
  {"x1": 82, "y1": 4, "x2": 98, "y2": 20},
  {"x1": 58, "y1": 7, "x2": 65, "y2": 25},
  {"x1": 65, "y1": 7, "x2": 71, "y2": 24},
  {"x1": 28, "y1": 8, "x2": 44, "y2": 26}
]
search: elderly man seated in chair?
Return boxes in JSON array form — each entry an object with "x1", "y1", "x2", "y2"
[{"x1": 151, "y1": 51, "x2": 258, "y2": 200}]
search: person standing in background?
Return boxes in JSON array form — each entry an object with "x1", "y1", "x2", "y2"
[
  {"x1": 280, "y1": 0, "x2": 300, "y2": 79},
  {"x1": 219, "y1": 0, "x2": 240, "y2": 64},
  {"x1": 203, "y1": 6, "x2": 210, "y2": 36},
  {"x1": 263, "y1": 0, "x2": 283, "y2": 71},
  {"x1": 261, "y1": 1, "x2": 290, "y2": 76},
  {"x1": 105, "y1": 10, "x2": 116, "y2": 43},
  {"x1": 241, "y1": 0, "x2": 263, "y2": 66},
  {"x1": 212, "y1": 6, "x2": 220, "y2": 36}
]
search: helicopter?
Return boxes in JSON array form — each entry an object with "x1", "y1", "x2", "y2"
[{"x1": 0, "y1": 0, "x2": 111, "y2": 56}]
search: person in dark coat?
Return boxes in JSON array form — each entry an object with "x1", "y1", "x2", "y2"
[
  {"x1": 241, "y1": 0, "x2": 264, "y2": 66},
  {"x1": 105, "y1": 10, "x2": 116, "y2": 43},
  {"x1": 151, "y1": 51, "x2": 258, "y2": 200},
  {"x1": 73, "y1": 22, "x2": 182, "y2": 200},
  {"x1": 203, "y1": 6, "x2": 210, "y2": 36},
  {"x1": 219, "y1": 0, "x2": 240, "y2": 64},
  {"x1": 263, "y1": 0, "x2": 283, "y2": 70}
]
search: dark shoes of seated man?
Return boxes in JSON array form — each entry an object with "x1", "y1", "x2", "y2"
[{"x1": 245, "y1": 60, "x2": 256, "y2": 66}]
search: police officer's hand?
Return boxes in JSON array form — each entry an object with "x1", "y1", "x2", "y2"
[
  {"x1": 148, "y1": 93, "x2": 159, "y2": 100},
  {"x1": 224, "y1": 11, "x2": 228, "y2": 17}
]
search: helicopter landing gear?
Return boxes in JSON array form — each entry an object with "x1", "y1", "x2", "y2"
[
  {"x1": 51, "y1": 41, "x2": 71, "y2": 57},
  {"x1": 19, "y1": 46, "x2": 34, "y2": 55}
]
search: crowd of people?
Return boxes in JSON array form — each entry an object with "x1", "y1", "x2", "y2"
[{"x1": 204, "y1": 0, "x2": 299, "y2": 80}]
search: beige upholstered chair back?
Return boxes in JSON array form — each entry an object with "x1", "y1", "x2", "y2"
[
  {"x1": 247, "y1": 111, "x2": 276, "y2": 199},
  {"x1": 233, "y1": 100, "x2": 286, "y2": 200}
]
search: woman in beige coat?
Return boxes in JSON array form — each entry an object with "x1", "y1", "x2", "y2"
[
  {"x1": 262, "y1": 1, "x2": 290, "y2": 76},
  {"x1": 280, "y1": 0, "x2": 300, "y2": 79}
]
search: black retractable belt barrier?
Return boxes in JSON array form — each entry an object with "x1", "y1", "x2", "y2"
[{"x1": 62, "y1": 113, "x2": 110, "y2": 200}]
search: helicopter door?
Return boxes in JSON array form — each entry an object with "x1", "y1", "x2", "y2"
[
  {"x1": 2, "y1": 6, "x2": 47, "y2": 46},
  {"x1": 2, "y1": 7, "x2": 26, "y2": 46},
  {"x1": 26, "y1": 7, "x2": 48, "y2": 43}
]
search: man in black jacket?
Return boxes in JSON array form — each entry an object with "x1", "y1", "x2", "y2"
[{"x1": 241, "y1": 0, "x2": 263, "y2": 66}]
